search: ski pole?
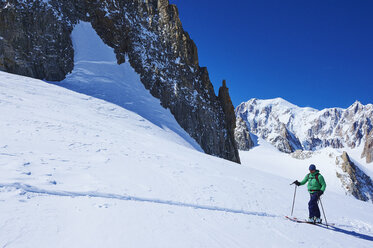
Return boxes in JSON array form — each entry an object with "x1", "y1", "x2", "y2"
[
  {"x1": 290, "y1": 184, "x2": 297, "y2": 216},
  {"x1": 319, "y1": 197, "x2": 328, "y2": 227}
]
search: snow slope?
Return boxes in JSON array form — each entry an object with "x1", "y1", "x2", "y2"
[
  {"x1": 1, "y1": 22, "x2": 373, "y2": 247},
  {"x1": 2, "y1": 72, "x2": 373, "y2": 248}
]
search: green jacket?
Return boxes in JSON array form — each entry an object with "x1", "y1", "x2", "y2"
[{"x1": 299, "y1": 170, "x2": 326, "y2": 193}]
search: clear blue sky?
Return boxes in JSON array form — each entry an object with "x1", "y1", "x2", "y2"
[{"x1": 171, "y1": 0, "x2": 373, "y2": 109}]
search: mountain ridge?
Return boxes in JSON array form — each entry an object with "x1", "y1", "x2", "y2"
[{"x1": 235, "y1": 97, "x2": 373, "y2": 163}]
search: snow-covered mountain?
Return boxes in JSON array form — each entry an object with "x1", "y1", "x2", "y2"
[
  {"x1": 235, "y1": 98, "x2": 373, "y2": 163},
  {"x1": 2, "y1": 69, "x2": 373, "y2": 247}
]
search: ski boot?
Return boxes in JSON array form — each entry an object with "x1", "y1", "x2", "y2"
[{"x1": 307, "y1": 217, "x2": 315, "y2": 223}]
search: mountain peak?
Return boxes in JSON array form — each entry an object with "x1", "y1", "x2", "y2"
[
  {"x1": 352, "y1": 100, "x2": 363, "y2": 107},
  {"x1": 240, "y1": 97, "x2": 304, "y2": 112},
  {"x1": 347, "y1": 100, "x2": 365, "y2": 114},
  {"x1": 270, "y1": 97, "x2": 298, "y2": 108},
  {"x1": 355, "y1": 100, "x2": 364, "y2": 106}
]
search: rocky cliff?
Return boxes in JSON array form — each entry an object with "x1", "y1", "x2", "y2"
[
  {"x1": 217, "y1": 80, "x2": 240, "y2": 162},
  {"x1": 0, "y1": 0, "x2": 239, "y2": 163},
  {"x1": 0, "y1": 0, "x2": 77, "y2": 80},
  {"x1": 235, "y1": 98, "x2": 373, "y2": 163},
  {"x1": 336, "y1": 152, "x2": 373, "y2": 202}
]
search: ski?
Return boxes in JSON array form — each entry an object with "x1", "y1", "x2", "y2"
[{"x1": 285, "y1": 216, "x2": 335, "y2": 226}]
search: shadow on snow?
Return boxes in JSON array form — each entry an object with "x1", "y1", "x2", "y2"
[{"x1": 317, "y1": 224, "x2": 373, "y2": 242}]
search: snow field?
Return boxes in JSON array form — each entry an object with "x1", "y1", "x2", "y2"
[{"x1": 1, "y1": 69, "x2": 373, "y2": 247}]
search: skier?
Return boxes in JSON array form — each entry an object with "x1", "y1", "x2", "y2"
[{"x1": 293, "y1": 164, "x2": 326, "y2": 223}]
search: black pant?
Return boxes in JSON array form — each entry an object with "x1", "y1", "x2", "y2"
[{"x1": 308, "y1": 192, "x2": 320, "y2": 218}]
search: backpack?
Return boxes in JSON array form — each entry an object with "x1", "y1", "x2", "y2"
[{"x1": 308, "y1": 173, "x2": 320, "y2": 184}]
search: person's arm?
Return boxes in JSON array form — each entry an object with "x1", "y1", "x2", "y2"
[
  {"x1": 319, "y1": 174, "x2": 326, "y2": 192},
  {"x1": 299, "y1": 174, "x2": 309, "y2": 186}
]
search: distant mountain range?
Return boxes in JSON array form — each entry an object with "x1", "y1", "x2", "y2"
[{"x1": 235, "y1": 98, "x2": 373, "y2": 163}]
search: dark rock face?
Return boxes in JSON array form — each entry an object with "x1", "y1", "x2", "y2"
[
  {"x1": 362, "y1": 130, "x2": 373, "y2": 163},
  {"x1": 336, "y1": 152, "x2": 373, "y2": 202},
  {"x1": 0, "y1": 0, "x2": 240, "y2": 163},
  {"x1": 0, "y1": 0, "x2": 77, "y2": 81},
  {"x1": 217, "y1": 80, "x2": 240, "y2": 162}
]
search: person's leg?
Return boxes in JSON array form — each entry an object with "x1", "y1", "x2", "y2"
[
  {"x1": 308, "y1": 194, "x2": 313, "y2": 218},
  {"x1": 315, "y1": 194, "x2": 321, "y2": 218},
  {"x1": 308, "y1": 193, "x2": 320, "y2": 218}
]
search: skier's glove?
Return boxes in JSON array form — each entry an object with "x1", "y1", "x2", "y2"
[
  {"x1": 318, "y1": 191, "x2": 324, "y2": 196},
  {"x1": 293, "y1": 180, "x2": 301, "y2": 186}
]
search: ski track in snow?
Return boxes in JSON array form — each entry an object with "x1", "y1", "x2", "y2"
[{"x1": 0, "y1": 182, "x2": 277, "y2": 218}]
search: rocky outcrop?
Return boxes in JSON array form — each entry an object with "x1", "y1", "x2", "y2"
[
  {"x1": 336, "y1": 152, "x2": 373, "y2": 202},
  {"x1": 235, "y1": 98, "x2": 373, "y2": 162},
  {"x1": 0, "y1": 0, "x2": 240, "y2": 163},
  {"x1": 235, "y1": 116, "x2": 254, "y2": 151},
  {"x1": 291, "y1": 150, "x2": 313, "y2": 160},
  {"x1": 272, "y1": 123, "x2": 302, "y2": 153},
  {"x1": 218, "y1": 80, "x2": 240, "y2": 162},
  {"x1": 362, "y1": 130, "x2": 373, "y2": 163},
  {"x1": 0, "y1": 1, "x2": 77, "y2": 80}
]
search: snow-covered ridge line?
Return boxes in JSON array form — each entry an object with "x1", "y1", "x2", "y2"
[{"x1": 240, "y1": 97, "x2": 372, "y2": 112}]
